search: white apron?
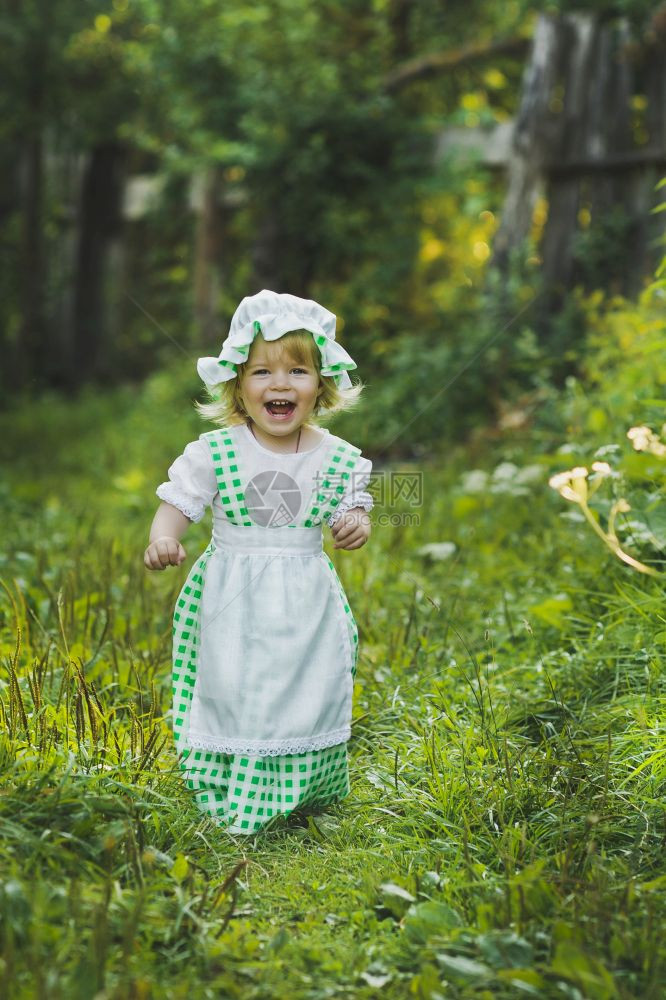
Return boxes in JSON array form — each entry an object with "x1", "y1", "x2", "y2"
[
  {"x1": 187, "y1": 519, "x2": 355, "y2": 754},
  {"x1": 170, "y1": 426, "x2": 363, "y2": 758}
]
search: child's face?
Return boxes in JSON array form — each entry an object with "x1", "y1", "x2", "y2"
[{"x1": 240, "y1": 339, "x2": 322, "y2": 439}]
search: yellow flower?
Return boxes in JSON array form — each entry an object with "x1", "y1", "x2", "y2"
[
  {"x1": 549, "y1": 467, "x2": 588, "y2": 503},
  {"x1": 569, "y1": 467, "x2": 589, "y2": 501},
  {"x1": 549, "y1": 454, "x2": 657, "y2": 576},
  {"x1": 548, "y1": 472, "x2": 571, "y2": 491},
  {"x1": 627, "y1": 425, "x2": 666, "y2": 457},
  {"x1": 627, "y1": 425, "x2": 649, "y2": 447},
  {"x1": 628, "y1": 425, "x2": 654, "y2": 450}
]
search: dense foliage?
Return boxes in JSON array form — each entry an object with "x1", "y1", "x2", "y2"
[
  {"x1": 3, "y1": 2, "x2": 666, "y2": 995},
  {"x1": 0, "y1": 0, "x2": 544, "y2": 413},
  {"x1": 2, "y1": 255, "x2": 666, "y2": 996}
]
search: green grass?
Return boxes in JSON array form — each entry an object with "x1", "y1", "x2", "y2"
[{"x1": 1, "y1": 369, "x2": 665, "y2": 999}]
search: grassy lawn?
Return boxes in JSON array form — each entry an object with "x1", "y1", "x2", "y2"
[{"x1": 1, "y1": 367, "x2": 664, "y2": 999}]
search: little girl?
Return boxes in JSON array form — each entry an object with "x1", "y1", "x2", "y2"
[{"x1": 144, "y1": 289, "x2": 373, "y2": 836}]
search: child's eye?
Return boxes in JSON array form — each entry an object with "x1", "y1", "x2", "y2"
[{"x1": 250, "y1": 366, "x2": 310, "y2": 376}]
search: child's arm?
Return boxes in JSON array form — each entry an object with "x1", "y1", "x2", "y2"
[
  {"x1": 331, "y1": 507, "x2": 371, "y2": 551},
  {"x1": 329, "y1": 455, "x2": 373, "y2": 551},
  {"x1": 144, "y1": 501, "x2": 191, "y2": 571}
]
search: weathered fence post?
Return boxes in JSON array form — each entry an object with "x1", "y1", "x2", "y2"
[{"x1": 492, "y1": 11, "x2": 666, "y2": 326}]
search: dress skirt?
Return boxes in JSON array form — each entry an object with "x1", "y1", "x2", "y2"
[
  {"x1": 171, "y1": 538, "x2": 357, "y2": 836},
  {"x1": 166, "y1": 425, "x2": 366, "y2": 836}
]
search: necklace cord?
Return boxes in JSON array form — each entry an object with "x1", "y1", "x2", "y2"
[{"x1": 249, "y1": 420, "x2": 302, "y2": 453}]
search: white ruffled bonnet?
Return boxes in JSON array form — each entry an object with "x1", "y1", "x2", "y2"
[{"x1": 197, "y1": 289, "x2": 357, "y2": 391}]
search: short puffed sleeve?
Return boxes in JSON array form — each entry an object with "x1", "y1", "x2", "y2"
[
  {"x1": 155, "y1": 439, "x2": 218, "y2": 523},
  {"x1": 328, "y1": 455, "x2": 374, "y2": 527}
]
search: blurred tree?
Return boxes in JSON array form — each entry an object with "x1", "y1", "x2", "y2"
[
  {"x1": 1, "y1": 0, "x2": 153, "y2": 389},
  {"x1": 3, "y1": 0, "x2": 662, "y2": 411},
  {"x1": 492, "y1": 6, "x2": 666, "y2": 353}
]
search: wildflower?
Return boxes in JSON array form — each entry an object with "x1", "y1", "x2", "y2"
[
  {"x1": 548, "y1": 464, "x2": 656, "y2": 576},
  {"x1": 418, "y1": 542, "x2": 457, "y2": 560},
  {"x1": 549, "y1": 473, "x2": 579, "y2": 502},
  {"x1": 491, "y1": 462, "x2": 543, "y2": 495},
  {"x1": 548, "y1": 471, "x2": 573, "y2": 491},
  {"x1": 593, "y1": 444, "x2": 621, "y2": 458},
  {"x1": 493, "y1": 462, "x2": 520, "y2": 481},
  {"x1": 627, "y1": 426, "x2": 666, "y2": 457},
  {"x1": 627, "y1": 425, "x2": 652, "y2": 450},
  {"x1": 460, "y1": 470, "x2": 488, "y2": 493},
  {"x1": 548, "y1": 467, "x2": 589, "y2": 502}
]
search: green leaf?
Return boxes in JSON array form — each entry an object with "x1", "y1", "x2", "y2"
[
  {"x1": 550, "y1": 942, "x2": 618, "y2": 1000},
  {"x1": 495, "y1": 968, "x2": 547, "y2": 994},
  {"x1": 268, "y1": 928, "x2": 290, "y2": 953},
  {"x1": 169, "y1": 852, "x2": 189, "y2": 883},
  {"x1": 436, "y1": 953, "x2": 492, "y2": 982},
  {"x1": 478, "y1": 931, "x2": 534, "y2": 969},
  {"x1": 403, "y1": 902, "x2": 463, "y2": 944},
  {"x1": 379, "y1": 882, "x2": 416, "y2": 903},
  {"x1": 360, "y1": 964, "x2": 392, "y2": 988},
  {"x1": 528, "y1": 593, "x2": 573, "y2": 629},
  {"x1": 378, "y1": 881, "x2": 416, "y2": 918}
]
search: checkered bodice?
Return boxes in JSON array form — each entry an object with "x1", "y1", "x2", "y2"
[{"x1": 200, "y1": 426, "x2": 362, "y2": 530}]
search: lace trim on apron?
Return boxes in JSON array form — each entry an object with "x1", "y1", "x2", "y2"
[{"x1": 185, "y1": 724, "x2": 351, "y2": 757}]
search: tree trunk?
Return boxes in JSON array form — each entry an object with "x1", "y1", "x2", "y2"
[
  {"x1": 0, "y1": 143, "x2": 22, "y2": 399},
  {"x1": 48, "y1": 137, "x2": 87, "y2": 389},
  {"x1": 71, "y1": 142, "x2": 127, "y2": 386},
  {"x1": 193, "y1": 166, "x2": 226, "y2": 345},
  {"x1": 492, "y1": 15, "x2": 577, "y2": 275},
  {"x1": 641, "y1": 15, "x2": 666, "y2": 276},
  {"x1": 389, "y1": 0, "x2": 415, "y2": 62},
  {"x1": 16, "y1": 132, "x2": 46, "y2": 392},
  {"x1": 251, "y1": 210, "x2": 281, "y2": 292},
  {"x1": 540, "y1": 17, "x2": 636, "y2": 295},
  {"x1": 492, "y1": 11, "x2": 666, "y2": 326}
]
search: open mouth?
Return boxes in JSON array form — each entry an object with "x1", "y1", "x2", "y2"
[{"x1": 265, "y1": 400, "x2": 296, "y2": 418}]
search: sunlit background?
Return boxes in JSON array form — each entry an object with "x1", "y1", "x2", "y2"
[{"x1": 2, "y1": 3, "x2": 666, "y2": 996}]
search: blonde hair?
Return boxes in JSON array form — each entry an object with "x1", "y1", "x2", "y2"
[{"x1": 194, "y1": 330, "x2": 364, "y2": 427}]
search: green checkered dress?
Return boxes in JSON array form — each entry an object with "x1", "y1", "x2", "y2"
[{"x1": 171, "y1": 426, "x2": 364, "y2": 836}]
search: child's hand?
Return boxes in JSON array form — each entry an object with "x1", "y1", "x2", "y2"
[
  {"x1": 144, "y1": 536, "x2": 187, "y2": 571},
  {"x1": 330, "y1": 508, "x2": 371, "y2": 551}
]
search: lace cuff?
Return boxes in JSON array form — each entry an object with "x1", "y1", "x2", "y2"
[
  {"x1": 156, "y1": 484, "x2": 206, "y2": 523},
  {"x1": 328, "y1": 491, "x2": 374, "y2": 527}
]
